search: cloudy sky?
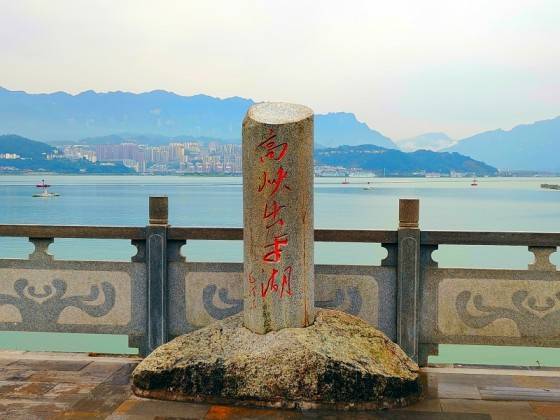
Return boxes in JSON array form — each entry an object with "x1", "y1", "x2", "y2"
[{"x1": 1, "y1": 0, "x2": 559, "y2": 139}]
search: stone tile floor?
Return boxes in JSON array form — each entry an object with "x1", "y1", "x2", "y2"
[{"x1": 0, "y1": 351, "x2": 558, "y2": 419}]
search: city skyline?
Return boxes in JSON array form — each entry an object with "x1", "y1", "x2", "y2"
[{"x1": 60, "y1": 139, "x2": 242, "y2": 174}]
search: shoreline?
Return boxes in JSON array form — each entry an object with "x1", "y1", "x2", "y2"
[{"x1": 1, "y1": 172, "x2": 560, "y2": 178}]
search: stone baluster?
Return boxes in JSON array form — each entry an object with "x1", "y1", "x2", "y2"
[
  {"x1": 397, "y1": 198, "x2": 421, "y2": 361},
  {"x1": 28, "y1": 238, "x2": 54, "y2": 263},
  {"x1": 146, "y1": 196, "x2": 169, "y2": 353},
  {"x1": 528, "y1": 246, "x2": 557, "y2": 271}
]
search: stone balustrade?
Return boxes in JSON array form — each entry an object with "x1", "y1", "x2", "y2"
[{"x1": 0, "y1": 196, "x2": 559, "y2": 365}]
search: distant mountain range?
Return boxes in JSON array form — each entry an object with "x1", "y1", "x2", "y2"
[
  {"x1": 445, "y1": 116, "x2": 560, "y2": 172},
  {"x1": 0, "y1": 87, "x2": 396, "y2": 149},
  {"x1": 1, "y1": 87, "x2": 558, "y2": 171},
  {"x1": 314, "y1": 113, "x2": 394, "y2": 148},
  {"x1": 390, "y1": 118, "x2": 560, "y2": 172},
  {"x1": 396, "y1": 132, "x2": 456, "y2": 152},
  {"x1": 315, "y1": 144, "x2": 496, "y2": 176}
]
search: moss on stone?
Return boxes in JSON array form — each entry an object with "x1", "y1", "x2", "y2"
[{"x1": 132, "y1": 309, "x2": 422, "y2": 409}]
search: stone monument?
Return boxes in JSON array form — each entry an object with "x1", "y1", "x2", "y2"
[
  {"x1": 132, "y1": 102, "x2": 422, "y2": 410},
  {"x1": 242, "y1": 102, "x2": 315, "y2": 333}
]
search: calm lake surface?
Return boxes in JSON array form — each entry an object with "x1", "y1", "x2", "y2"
[{"x1": 1, "y1": 175, "x2": 560, "y2": 365}]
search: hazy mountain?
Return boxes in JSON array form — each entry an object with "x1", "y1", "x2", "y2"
[
  {"x1": 0, "y1": 87, "x2": 247, "y2": 142},
  {"x1": 396, "y1": 132, "x2": 456, "y2": 152},
  {"x1": 445, "y1": 116, "x2": 560, "y2": 171},
  {"x1": 0, "y1": 87, "x2": 397, "y2": 149},
  {"x1": 0, "y1": 134, "x2": 55, "y2": 158},
  {"x1": 314, "y1": 113, "x2": 395, "y2": 148},
  {"x1": 315, "y1": 144, "x2": 497, "y2": 176}
]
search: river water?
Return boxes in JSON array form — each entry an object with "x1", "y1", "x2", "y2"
[{"x1": 1, "y1": 175, "x2": 559, "y2": 365}]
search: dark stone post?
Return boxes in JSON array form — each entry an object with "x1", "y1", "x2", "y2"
[
  {"x1": 146, "y1": 196, "x2": 169, "y2": 353},
  {"x1": 397, "y1": 198, "x2": 420, "y2": 361}
]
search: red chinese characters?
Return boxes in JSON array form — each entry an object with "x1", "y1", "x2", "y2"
[
  {"x1": 261, "y1": 266, "x2": 292, "y2": 299},
  {"x1": 258, "y1": 129, "x2": 288, "y2": 162},
  {"x1": 249, "y1": 127, "x2": 293, "y2": 301},
  {"x1": 257, "y1": 167, "x2": 291, "y2": 197},
  {"x1": 263, "y1": 234, "x2": 288, "y2": 263},
  {"x1": 263, "y1": 200, "x2": 285, "y2": 229},
  {"x1": 247, "y1": 272, "x2": 257, "y2": 310}
]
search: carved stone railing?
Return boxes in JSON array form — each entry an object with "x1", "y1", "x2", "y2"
[
  {"x1": 418, "y1": 231, "x2": 560, "y2": 365},
  {"x1": 0, "y1": 197, "x2": 558, "y2": 365}
]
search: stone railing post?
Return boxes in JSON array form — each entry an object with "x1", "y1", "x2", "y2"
[
  {"x1": 146, "y1": 196, "x2": 169, "y2": 353},
  {"x1": 242, "y1": 102, "x2": 315, "y2": 333},
  {"x1": 397, "y1": 198, "x2": 421, "y2": 361}
]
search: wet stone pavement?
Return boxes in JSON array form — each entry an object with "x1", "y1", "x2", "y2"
[{"x1": 0, "y1": 351, "x2": 559, "y2": 419}]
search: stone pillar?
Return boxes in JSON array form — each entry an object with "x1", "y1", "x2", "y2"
[
  {"x1": 397, "y1": 198, "x2": 421, "y2": 361},
  {"x1": 242, "y1": 102, "x2": 315, "y2": 333},
  {"x1": 146, "y1": 196, "x2": 169, "y2": 353}
]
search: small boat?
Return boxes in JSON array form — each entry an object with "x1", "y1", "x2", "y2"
[
  {"x1": 32, "y1": 179, "x2": 60, "y2": 198},
  {"x1": 341, "y1": 176, "x2": 350, "y2": 185},
  {"x1": 363, "y1": 181, "x2": 374, "y2": 190},
  {"x1": 471, "y1": 178, "x2": 478, "y2": 187}
]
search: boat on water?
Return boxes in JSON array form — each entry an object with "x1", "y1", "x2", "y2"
[
  {"x1": 341, "y1": 176, "x2": 350, "y2": 185},
  {"x1": 32, "y1": 180, "x2": 60, "y2": 198},
  {"x1": 471, "y1": 177, "x2": 478, "y2": 187},
  {"x1": 363, "y1": 181, "x2": 374, "y2": 190}
]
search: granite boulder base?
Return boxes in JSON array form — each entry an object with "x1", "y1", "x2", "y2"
[{"x1": 132, "y1": 309, "x2": 422, "y2": 410}]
